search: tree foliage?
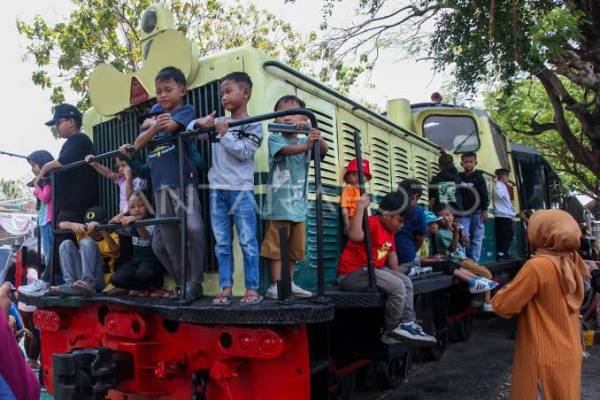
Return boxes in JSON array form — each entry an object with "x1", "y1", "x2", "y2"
[
  {"x1": 314, "y1": 0, "x2": 600, "y2": 189},
  {"x1": 17, "y1": 0, "x2": 366, "y2": 110},
  {"x1": 0, "y1": 179, "x2": 26, "y2": 201},
  {"x1": 485, "y1": 78, "x2": 599, "y2": 199}
]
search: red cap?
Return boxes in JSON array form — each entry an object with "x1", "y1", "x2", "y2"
[{"x1": 344, "y1": 158, "x2": 372, "y2": 180}]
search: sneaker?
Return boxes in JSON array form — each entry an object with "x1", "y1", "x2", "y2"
[
  {"x1": 291, "y1": 282, "x2": 313, "y2": 298},
  {"x1": 482, "y1": 303, "x2": 494, "y2": 313},
  {"x1": 390, "y1": 321, "x2": 437, "y2": 346},
  {"x1": 381, "y1": 332, "x2": 403, "y2": 345},
  {"x1": 18, "y1": 280, "x2": 50, "y2": 296},
  {"x1": 468, "y1": 277, "x2": 497, "y2": 294},
  {"x1": 265, "y1": 284, "x2": 278, "y2": 299},
  {"x1": 414, "y1": 266, "x2": 433, "y2": 275}
]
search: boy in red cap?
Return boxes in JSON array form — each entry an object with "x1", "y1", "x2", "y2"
[{"x1": 341, "y1": 158, "x2": 372, "y2": 234}]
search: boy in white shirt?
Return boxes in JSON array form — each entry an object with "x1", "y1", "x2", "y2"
[{"x1": 493, "y1": 168, "x2": 516, "y2": 260}]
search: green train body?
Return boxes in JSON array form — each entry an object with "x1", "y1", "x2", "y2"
[{"x1": 83, "y1": 14, "x2": 546, "y2": 295}]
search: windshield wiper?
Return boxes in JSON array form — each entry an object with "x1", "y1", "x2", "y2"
[{"x1": 453, "y1": 129, "x2": 477, "y2": 154}]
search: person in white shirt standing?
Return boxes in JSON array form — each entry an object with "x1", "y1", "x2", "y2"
[{"x1": 493, "y1": 168, "x2": 517, "y2": 260}]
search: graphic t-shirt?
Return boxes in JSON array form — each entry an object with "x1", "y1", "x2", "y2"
[
  {"x1": 340, "y1": 186, "x2": 361, "y2": 218},
  {"x1": 338, "y1": 216, "x2": 396, "y2": 275},
  {"x1": 394, "y1": 205, "x2": 427, "y2": 263},
  {"x1": 435, "y1": 227, "x2": 466, "y2": 262},
  {"x1": 262, "y1": 134, "x2": 311, "y2": 222},
  {"x1": 118, "y1": 225, "x2": 158, "y2": 262},
  {"x1": 145, "y1": 104, "x2": 197, "y2": 192},
  {"x1": 55, "y1": 133, "x2": 98, "y2": 214}
]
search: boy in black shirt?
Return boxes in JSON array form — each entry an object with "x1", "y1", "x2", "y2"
[{"x1": 458, "y1": 152, "x2": 489, "y2": 262}]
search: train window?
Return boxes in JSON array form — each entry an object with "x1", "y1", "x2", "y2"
[
  {"x1": 422, "y1": 115, "x2": 479, "y2": 153},
  {"x1": 489, "y1": 122, "x2": 510, "y2": 170}
]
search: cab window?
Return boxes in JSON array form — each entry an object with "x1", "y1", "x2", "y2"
[{"x1": 423, "y1": 115, "x2": 479, "y2": 153}]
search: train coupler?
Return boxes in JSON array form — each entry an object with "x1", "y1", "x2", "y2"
[{"x1": 53, "y1": 347, "x2": 132, "y2": 400}]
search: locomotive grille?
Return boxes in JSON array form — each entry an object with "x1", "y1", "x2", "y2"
[{"x1": 92, "y1": 80, "x2": 223, "y2": 272}]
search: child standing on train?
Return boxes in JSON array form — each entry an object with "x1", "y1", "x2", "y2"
[
  {"x1": 260, "y1": 95, "x2": 329, "y2": 299},
  {"x1": 340, "y1": 158, "x2": 372, "y2": 235},
  {"x1": 337, "y1": 190, "x2": 437, "y2": 346},
  {"x1": 458, "y1": 152, "x2": 489, "y2": 262},
  {"x1": 27, "y1": 150, "x2": 55, "y2": 268},
  {"x1": 188, "y1": 72, "x2": 264, "y2": 305},
  {"x1": 493, "y1": 168, "x2": 516, "y2": 260},
  {"x1": 134, "y1": 66, "x2": 205, "y2": 301},
  {"x1": 434, "y1": 203, "x2": 495, "y2": 312}
]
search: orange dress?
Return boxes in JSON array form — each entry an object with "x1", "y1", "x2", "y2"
[
  {"x1": 340, "y1": 186, "x2": 361, "y2": 218},
  {"x1": 492, "y1": 256, "x2": 583, "y2": 400}
]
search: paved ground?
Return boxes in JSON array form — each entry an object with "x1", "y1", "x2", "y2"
[{"x1": 356, "y1": 317, "x2": 600, "y2": 400}]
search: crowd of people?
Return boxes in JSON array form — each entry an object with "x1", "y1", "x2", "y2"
[
  {"x1": 12, "y1": 64, "x2": 529, "y2": 341},
  {"x1": 0, "y1": 62, "x2": 597, "y2": 399}
]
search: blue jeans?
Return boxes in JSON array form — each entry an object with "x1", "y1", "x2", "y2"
[
  {"x1": 40, "y1": 223, "x2": 53, "y2": 267},
  {"x1": 460, "y1": 211, "x2": 484, "y2": 262},
  {"x1": 210, "y1": 190, "x2": 259, "y2": 290}
]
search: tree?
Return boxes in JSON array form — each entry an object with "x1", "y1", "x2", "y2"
[
  {"x1": 17, "y1": 0, "x2": 366, "y2": 110},
  {"x1": 0, "y1": 179, "x2": 26, "y2": 201},
  {"x1": 485, "y1": 78, "x2": 599, "y2": 199},
  {"x1": 313, "y1": 0, "x2": 600, "y2": 185}
]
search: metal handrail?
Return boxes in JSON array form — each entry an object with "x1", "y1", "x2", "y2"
[{"x1": 47, "y1": 109, "x2": 325, "y2": 300}]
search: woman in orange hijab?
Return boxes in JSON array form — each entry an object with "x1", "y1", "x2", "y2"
[{"x1": 492, "y1": 209, "x2": 589, "y2": 400}]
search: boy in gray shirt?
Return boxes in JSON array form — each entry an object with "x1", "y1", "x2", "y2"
[{"x1": 188, "y1": 72, "x2": 263, "y2": 305}]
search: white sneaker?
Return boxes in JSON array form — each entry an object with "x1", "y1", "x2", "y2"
[
  {"x1": 18, "y1": 280, "x2": 50, "y2": 296},
  {"x1": 391, "y1": 321, "x2": 437, "y2": 346},
  {"x1": 482, "y1": 303, "x2": 494, "y2": 313},
  {"x1": 291, "y1": 282, "x2": 313, "y2": 298},
  {"x1": 265, "y1": 284, "x2": 278, "y2": 299},
  {"x1": 468, "y1": 277, "x2": 497, "y2": 294}
]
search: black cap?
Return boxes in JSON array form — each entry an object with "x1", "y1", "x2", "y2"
[
  {"x1": 45, "y1": 103, "x2": 82, "y2": 126},
  {"x1": 83, "y1": 207, "x2": 108, "y2": 224}
]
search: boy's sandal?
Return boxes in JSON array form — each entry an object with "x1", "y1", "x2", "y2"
[
  {"x1": 212, "y1": 294, "x2": 233, "y2": 305},
  {"x1": 240, "y1": 293, "x2": 263, "y2": 305}
]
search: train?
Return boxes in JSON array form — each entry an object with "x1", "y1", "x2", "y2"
[{"x1": 18, "y1": 4, "x2": 563, "y2": 399}]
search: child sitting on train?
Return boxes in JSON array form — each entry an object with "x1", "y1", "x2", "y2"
[
  {"x1": 188, "y1": 72, "x2": 264, "y2": 305},
  {"x1": 109, "y1": 192, "x2": 165, "y2": 295},
  {"x1": 85, "y1": 153, "x2": 147, "y2": 265},
  {"x1": 134, "y1": 66, "x2": 205, "y2": 301},
  {"x1": 341, "y1": 158, "x2": 372, "y2": 235},
  {"x1": 433, "y1": 203, "x2": 495, "y2": 312},
  {"x1": 260, "y1": 95, "x2": 329, "y2": 300},
  {"x1": 337, "y1": 190, "x2": 437, "y2": 346},
  {"x1": 421, "y1": 210, "x2": 497, "y2": 293},
  {"x1": 49, "y1": 207, "x2": 119, "y2": 296}
]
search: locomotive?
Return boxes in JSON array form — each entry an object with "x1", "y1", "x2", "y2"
[{"x1": 19, "y1": 4, "x2": 562, "y2": 399}]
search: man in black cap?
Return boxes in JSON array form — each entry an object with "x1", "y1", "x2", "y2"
[{"x1": 20, "y1": 104, "x2": 99, "y2": 295}]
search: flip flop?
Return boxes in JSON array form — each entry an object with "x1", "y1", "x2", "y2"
[
  {"x1": 212, "y1": 294, "x2": 233, "y2": 305},
  {"x1": 240, "y1": 293, "x2": 263, "y2": 305}
]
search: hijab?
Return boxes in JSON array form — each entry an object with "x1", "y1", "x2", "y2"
[{"x1": 528, "y1": 209, "x2": 589, "y2": 311}]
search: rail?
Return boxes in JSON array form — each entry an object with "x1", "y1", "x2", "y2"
[{"x1": 46, "y1": 108, "x2": 325, "y2": 301}]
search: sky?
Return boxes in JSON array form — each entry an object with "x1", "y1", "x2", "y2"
[{"x1": 0, "y1": 0, "x2": 445, "y2": 182}]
